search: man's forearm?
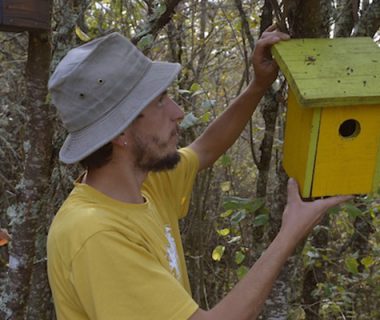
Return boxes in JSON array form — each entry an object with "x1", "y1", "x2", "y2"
[
  {"x1": 190, "y1": 230, "x2": 296, "y2": 320},
  {"x1": 189, "y1": 81, "x2": 268, "y2": 171}
]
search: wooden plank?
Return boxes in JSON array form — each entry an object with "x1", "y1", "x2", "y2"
[
  {"x1": 282, "y1": 90, "x2": 320, "y2": 197},
  {"x1": 0, "y1": 0, "x2": 51, "y2": 31},
  {"x1": 272, "y1": 38, "x2": 380, "y2": 108}
]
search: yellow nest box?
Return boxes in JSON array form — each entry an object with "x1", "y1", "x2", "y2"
[{"x1": 272, "y1": 37, "x2": 380, "y2": 197}]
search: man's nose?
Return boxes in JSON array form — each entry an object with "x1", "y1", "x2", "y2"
[{"x1": 168, "y1": 97, "x2": 184, "y2": 121}]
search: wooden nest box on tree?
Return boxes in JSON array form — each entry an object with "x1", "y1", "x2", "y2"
[
  {"x1": 272, "y1": 37, "x2": 380, "y2": 197},
  {"x1": 0, "y1": 0, "x2": 51, "y2": 32}
]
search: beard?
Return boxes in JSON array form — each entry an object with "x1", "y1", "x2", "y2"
[{"x1": 131, "y1": 131, "x2": 181, "y2": 172}]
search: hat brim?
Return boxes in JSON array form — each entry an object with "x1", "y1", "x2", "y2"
[{"x1": 59, "y1": 61, "x2": 181, "y2": 164}]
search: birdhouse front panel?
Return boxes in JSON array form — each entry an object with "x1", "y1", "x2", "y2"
[
  {"x1": 312, "y1": 104, "x2": 380, "y2": 196},
  {"x1": 273, "y1": 37, "x2": 380, "y2": 197}
]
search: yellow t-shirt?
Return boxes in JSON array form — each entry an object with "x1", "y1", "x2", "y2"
[{"x1": 47, "y1": 148, "x2": 200, "y2": 320}]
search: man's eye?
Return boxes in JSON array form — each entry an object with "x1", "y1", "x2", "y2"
[{"x1": 158, "y1": 94, "x2": 167, "y2": 105}]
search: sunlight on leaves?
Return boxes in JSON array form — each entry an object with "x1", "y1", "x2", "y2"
[
  {"x1": 236, "y1": 265, "x2": 249, "y2": 280},
  {"x1": 212, "y1": 245, "x2": 225, "y2": 262}
]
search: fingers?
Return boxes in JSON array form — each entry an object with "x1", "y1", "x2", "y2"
[
  {"x1": 264, "y1": 24, "x2": 277, "y2": 33},
  {"x1": 286, "y1": 177, "x2": 352, "y2": 210},
  {"x1": 254, "y1": 31, "x2": 290, "y2": 60},
  {"x1": 260, "y1": 32, "x2": 290, "y2": 43},
  {"x1": 260, "y1": 24, "x2": 290, "y2": 41},
  {"x1": 317, "y1": 195, "x2": 353, "y2": 210}
]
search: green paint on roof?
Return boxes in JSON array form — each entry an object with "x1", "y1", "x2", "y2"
[{"x1": 272, "y1": 37, "x2": 380, "y2": 108}]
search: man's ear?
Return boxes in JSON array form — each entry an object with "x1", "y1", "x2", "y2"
[{"x1": 112, "y1": 132, "x2": 127, "y2": 148}]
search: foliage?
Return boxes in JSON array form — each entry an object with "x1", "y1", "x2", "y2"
[{"x1": 0, "y1": 0, "x2": 379, "y2": 318}]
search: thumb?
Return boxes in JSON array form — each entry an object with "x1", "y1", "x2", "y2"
[{"x1": 287, "y1": 178, "x2": 301, "y2": 205}]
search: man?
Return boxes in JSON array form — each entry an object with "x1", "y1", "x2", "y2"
[{"x1": 47, "y1": 26, "x2": 350, "y2": 320}]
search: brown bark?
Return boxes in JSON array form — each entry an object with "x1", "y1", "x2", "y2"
[
  {"x1": 260, "y1": 0, "x2": 274, "y2": 35},
  {"x1": 0, "y1": 30, "x2": 52, "y2": 319},
  {"x1": 287, "y1": 0, "x2": 333, "y2": 37}
]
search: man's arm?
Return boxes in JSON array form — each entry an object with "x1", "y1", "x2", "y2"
[
  {"x1": 189, "y1": 179, "x2": 352, "y2": 320},
  {"x1": 189, "y1": 25, "x2": 289, "y2": 171}
]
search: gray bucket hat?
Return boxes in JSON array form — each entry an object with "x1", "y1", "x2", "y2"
[{"x1": 48, "y1": 32, "x2": 181, "y2": 164}]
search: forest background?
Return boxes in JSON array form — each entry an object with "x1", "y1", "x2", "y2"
[{"x1": 0, "y1": 0, "x2": 379, "y2": 319}]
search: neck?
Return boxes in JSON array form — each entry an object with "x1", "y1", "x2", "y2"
[{"x1": 83, "y1": 159, "x2": 148, "y2": 204}]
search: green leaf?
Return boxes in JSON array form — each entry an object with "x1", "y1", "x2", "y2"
[
  {"x1": 212, "y1": 245, "x2": 225, "y2": 261},
  {"x1": 180, "y1": 112, "x2": 198, "y2": 129},
  {"x1": 227, "y1": 235, "x2": 241, "y2": 244},
  {"x1": 249, "y1": 198, "x2": 266, "y2": 213},
  {"x1": 220, "y1": 154, "x2": 231, "y2": 167},
  {"x1": 344, "y1": 203, "x2": 363, "y2": 219},
  {"x1": 216, "y1": 228, "x2": 230, "y2": 236},
  {"x1": 344, "y1": 256, "x2": 359, "y2": 274},
  {"x1": 361, "y1": 256, "x2": 374, "y2": 269},
  {"x1": 155, "y1": 3, "x2": 167, "y2": 16},
  {"x1": 223, "y1": 196, "x2": 265, "y2": 213},
  {"x1": 137, "y1": 34, "x2": 154, "y2": 51},
  {"x1": 200, "y1": 111, "x2": 211, "y2": 123},
  {"x1": 75, "y1": 25, "x2": 91, "y2": 42},
  {"x1": 220, "y1": 209, "x2": 233, "y2": 218},
  {"x1": 328, "y1": 206, "x2": 341, "y2": 215},
  {"x1": 236, "y1": 265, "x2": 249, "y2": 280},
  {"x1": 189, "y1": 83, "x2": 202, "y2": 92},
  {"x1": 223, "y1": 196, "x2": 252, "y2": 210},
  {"x1": 234, "y1": 251, "x2": 245, "y2": 265},
  {"x1": 253, "y1": 214, "x2": 269, "y2": 226},
  {"x1": 201, "y1": 99, "x2": 216, "y2": 109},
  {"x1": 230, "y1": 210, "x2": 246, "y2": 225}
]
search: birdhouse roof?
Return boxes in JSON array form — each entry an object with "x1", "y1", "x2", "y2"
[{"x1": 272, "y1": 37, "x2": 380, "y2": 108}]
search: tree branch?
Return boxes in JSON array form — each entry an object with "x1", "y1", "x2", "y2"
[{"x1": 131, "y1": 0, "x2": 182, "y2": 45}]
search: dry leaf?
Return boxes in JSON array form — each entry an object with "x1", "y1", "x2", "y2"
[{"x1": 0, "y1": 228, "x2": 11, "y2": 246}]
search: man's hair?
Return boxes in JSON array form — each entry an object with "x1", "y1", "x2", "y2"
[{"x1": 80, "y1": 142, "x2": 113, "y2": 169}]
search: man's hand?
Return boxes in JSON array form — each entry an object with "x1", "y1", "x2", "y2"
[
  {"x1": 280, "y1": 178, "x2": 352, "y2": 245},
  {"x1": 252, "y1": 24, "x2": 290, "y2": 92}
]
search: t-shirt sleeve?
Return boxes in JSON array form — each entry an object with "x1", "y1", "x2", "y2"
[
  {"x1": 71, "y1": 230, "x2": 199, "y2": 320},
  {"x1": 168, "y1": 147, "x2": 200, "y2": 219}
]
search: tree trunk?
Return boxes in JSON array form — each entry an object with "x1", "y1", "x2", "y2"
[
  {"x1": 288, "y1": 0, "x2": 333, "y2": 37},
  {"x1": 0, "y1": 31, "x2": 52, "y2": 320},
  {"x1": 334, "y1": 0, "x2": 359, "y2": 37},
  {"x1": 353, "y1": 0, "x2": 380, "y2": 37}
]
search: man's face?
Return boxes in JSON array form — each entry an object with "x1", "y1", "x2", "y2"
[{"x1": 128, "y1": 91, "x2": 184, "y2": 172}]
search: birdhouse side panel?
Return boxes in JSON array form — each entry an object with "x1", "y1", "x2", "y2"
[
  {"x1": 283, "y1": 90, "x2": 321, "y2": 197},
  {"x1": 312, "y1": 105, "x2": 380, "y2": 196},
  {"x1": 373, "y1": 141, "x2": 380, "y2": 194}
]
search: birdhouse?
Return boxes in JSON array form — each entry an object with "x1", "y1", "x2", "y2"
[
  {"x1": 0, "y1": 0, "x2": 51, "y2": 32},
  {"x1": 272, "y1": 37, "x2": 380, "y2": 197}
]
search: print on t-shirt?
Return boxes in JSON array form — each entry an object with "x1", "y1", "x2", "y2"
[{"x1": 164, "y1": 225, "x2": 181, "y2": 280}]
